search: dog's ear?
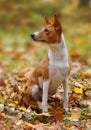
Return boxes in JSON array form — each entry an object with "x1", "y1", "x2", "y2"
[
  {"x1": 53, "y1": 15, "x2": 61, "y2": 27},
  {"x1": 45, "y1": 16, "x2": 51, "y2": 24}
]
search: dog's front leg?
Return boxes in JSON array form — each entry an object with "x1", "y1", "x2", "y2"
[
  {"x1": 42, "y1": 79, "x2": 50, "y2": 112},
  {"x1": 63, "y1": 78, "x2": 68, "y2": 112}
]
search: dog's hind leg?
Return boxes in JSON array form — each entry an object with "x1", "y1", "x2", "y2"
[{"x1": 32, "y1": 85, "x2": 42, "y2": 101}]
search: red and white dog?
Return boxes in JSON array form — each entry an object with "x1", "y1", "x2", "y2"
[{"x1": 25, "y1": 15, "x2": 70, "y2": 112}]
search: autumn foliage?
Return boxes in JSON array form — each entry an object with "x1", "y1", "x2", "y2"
[{"x1": 0, "y1": 0, "x2": 91, "y2": 129}]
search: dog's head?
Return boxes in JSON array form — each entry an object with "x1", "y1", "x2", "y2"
[{"x1": 31, "y1": 15, "x2": 62, "y2": 44}]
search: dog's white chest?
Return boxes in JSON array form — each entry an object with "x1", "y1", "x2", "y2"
[{"x1": 48, "y1": 37, "x2": 69, "y2": 94}]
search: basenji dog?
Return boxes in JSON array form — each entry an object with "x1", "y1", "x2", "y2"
[{"x1": 25, "y1": 15, "x2": 70, "y2": 112}]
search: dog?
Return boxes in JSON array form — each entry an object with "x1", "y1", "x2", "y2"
[{"x1": 24, "y1": 15, "x2": 70, "y2": 112}]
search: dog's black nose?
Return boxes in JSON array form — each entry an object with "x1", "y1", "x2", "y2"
[{"x1": 31, "y1": 34, "x2": 35, "y2": 38}]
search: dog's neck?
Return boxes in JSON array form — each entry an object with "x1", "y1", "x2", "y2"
[{"x1": 48, "y1": 34, "x2": 68, "y2": 67}]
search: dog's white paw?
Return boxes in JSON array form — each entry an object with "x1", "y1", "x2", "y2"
[
  {"x1": 42, "y1": 104, "x2": 48, "y2": 112},
  {"x1": 63, "y1": 103, "x2": 68, "y2": 112},
  {"x1": 64, "y1": 107, "x2": 68, "y2": 112},
  {"x1": 43, "y1": 107, "x2": 48, "y2": 113}
]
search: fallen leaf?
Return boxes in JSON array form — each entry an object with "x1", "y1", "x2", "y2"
[
  {"x1": 23, "y1": 122, "x2": 33, "y2": 130},
  {"x1": 73, "y1": 87, "x2": 83, "y2": 94},
  {"x1": 34, "y1": 121, "x2": 61, "y2": 130},
  {"x1": 68, "y1": 126, "x2": 78, "y2": 130},
  {"x1": 54, "y1": 108, "x2": 64, "y2": 121},
  {"x1": 70, "y1": 108, "x2": 81, "y2": 121},
  {"x1": 0, "y1": 104, "x2": 4, "y2": 112},
  {"x1": 18, "y1": 106, "x2": 26, "y2": 112}
]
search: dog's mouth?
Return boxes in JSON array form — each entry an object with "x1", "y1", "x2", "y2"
[
  {"x1": 33, "y1": 38, "x2": 45, "y2": 42},
  {"x1": 31, "y1": 34, "x2": 46, "y2": 42},
  {"x1": 31, "y1": 37, "x2": 37, "y2": 41},
  {"x1": 32, "y1": 37, "x2": 45, "y2": 42},
  {"x1": 40, "y1": 39, "x2": 46, "y2": 42}
]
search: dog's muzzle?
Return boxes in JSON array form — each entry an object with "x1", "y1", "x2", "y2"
[{"x1": 31, "y1": 34, "x2": 35, "y2": 39}]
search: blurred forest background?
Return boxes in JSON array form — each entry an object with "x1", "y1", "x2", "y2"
[
  {"x1": 0, "y1": 0, "x2": 91, "y2": 72},
  {"x1": 0, "y1": 1, "x2": 91, "y2": 129}
]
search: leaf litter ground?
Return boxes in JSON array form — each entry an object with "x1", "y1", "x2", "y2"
[
  {"x1": 0, "y1": 48, "x2": 91, "y2": 130},
  {"x1": 0, "y1": 9, "x2": 91, "y2": 129}
]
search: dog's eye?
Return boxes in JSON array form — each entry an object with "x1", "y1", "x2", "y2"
[{"x1": 44, "y1": 29, "x2": 49, "y2": 32}]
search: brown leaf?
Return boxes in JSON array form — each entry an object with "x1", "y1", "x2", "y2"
[
  {"x1": 23, "y1": 122, "x2": 33, "y2": 130},
  {"x1": 20, "y1": 93, "x2": 31, "y2": 107},
  {"x1": 13, "y1": 85, "x2": 20, "y2": 93},
  {"x1": 0, "y1": 73, "x2": 6, "y2": 86},
  {"x1": 54, "y1": 108, "x2": 64, "y2": 121},
  {"x1": 17, "y1": 72, "x2": 25, "y2": 78},
  {"x1": 34, "y1": 121, "x2": 61, "y2": 130}
]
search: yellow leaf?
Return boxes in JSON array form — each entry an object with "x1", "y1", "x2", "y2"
[
  {"x1": 71, "y1": 108, "x2": 81, "y2": 113},
  {"x1": 70, "y1": 108, "x2": 81, "y2": 121},
  {"x1": 33, "y1": 111, "x2": 51, "y2": 117},
  {"x1": 18, "y1": 106, "x2": 26, "y2": 111},
  {"x1": 68, "y1": 126, "x2": 76, "y2": 130},
  {"x1": 14, "y1": 100, "x2": 19, "y2": 104},
  {"x1": 34, "y1": 119, "x2": 40, "y2": 125},
  {"x1": 70, "y1": 114, "x2": 80, "y2": 121},
  {"x1": 0, "y1": 96, "x2": 4, "y2": 104},
  {"x1": 73, "y1": 87, "x2": 83, "y2": 94},
  {"x1": 8, "y1": 103, "x2": 16, "y2": 107},
  {"x1": 24, "y1": 122, "x2": 33, "y2": 129},
  {"x1": 69, "y1": 49, "x2": 79, "y2": 57}
]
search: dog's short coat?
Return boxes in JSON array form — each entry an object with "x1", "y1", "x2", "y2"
[{"x1": 25, "y1": 15, "x2": 70, "y2": 112}]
